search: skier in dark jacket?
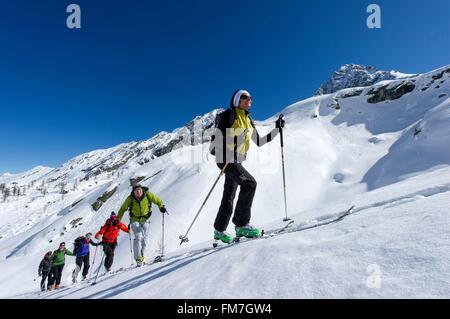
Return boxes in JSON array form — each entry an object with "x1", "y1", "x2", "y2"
[
  {"x1": 210, "y1": 89, "x2": 285, "y2": 243},
  {"x1": 38, "y1": 251, "x2": 53, "y2": 291},
  {"x1": 48, "y1": 242, "x2": 75, "y2": 290},
  {"x1": 72, "y1": 233, "x2": 100, "y2": 283}
]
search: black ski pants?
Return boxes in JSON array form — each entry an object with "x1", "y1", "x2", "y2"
[
  {"x1": 214, "y1": 163, "x2": 257, "y2": 232},
  {"x1": 40, "y1": 271, "x2": 52, "y2": 290},
  {"x1": 76, "y1": 254, "x2": 90, "y2": 277},
  {"x1": 103, "y1": 243, "x2": 116, "y2": 270},
  {"x1": 49, "y1": 264, "x2": 65, "y2": 286}
]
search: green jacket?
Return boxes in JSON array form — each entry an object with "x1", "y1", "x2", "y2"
[
  {"x1": 51, "y1": 249, "x2": 74, "y2": 266},
  {"x1": 118, "y1": 187, "x2": 164, "y2": 222}
]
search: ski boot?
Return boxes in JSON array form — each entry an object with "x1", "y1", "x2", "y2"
[
  {"x1": 153, "y1": 255, "x2": 163, "y2": 263},
  {"x1": 136, "y1": 256, "x2": 145, "y2": 267},
  {"x1": 72, "y1": 272, "x2": 78, "y2": 284},
  {"x1": 213, "y1": 230, "x2": 234, "y2": 247},
  {"x1": 235, "y1": 224, "x2": 262, "y2": 239},
  {"x1": 72, "y1": 266, "x2": 80, "y2": 284}
]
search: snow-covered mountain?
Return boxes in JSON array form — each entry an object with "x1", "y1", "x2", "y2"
[
  {"x1": 0, "y1": 109, "x2": 222, "y2": 189},
  {"x1": 0, "y1": 64, "x2": 449, "y2": 299},
  {"x1": 0, "y1": 108, "x2": 221, "y2": 247},
  {"x1": 315, "y1": 64, "x2": 415, "y2": 96},
  {"x1": 0, "y1": 166, "x2": 53, "y2": 185}
]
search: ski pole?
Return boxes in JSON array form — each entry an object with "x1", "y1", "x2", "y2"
[
  {"x1": 179, "y1": 163, "x2": 229, "y2": 245},
  {"x1": 278, "y1": 114, "x2": 290, "y2": 221},
  {"x1": 91, "y1": 249, "x2": 105, "y2": 286},
  {"x1": 128, "y1": 224, "x2": 134, "y2": 266},
  {"x1": 88, "y1": 243, "x2": 99, "y2": 282},
  {"x1": 161, "y1": 211, "x2": 168, "y2": 257}
]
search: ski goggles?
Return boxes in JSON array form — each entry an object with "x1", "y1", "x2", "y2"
[{"x1": 240, "y1": 95, "x2": 252, "y2": 101}]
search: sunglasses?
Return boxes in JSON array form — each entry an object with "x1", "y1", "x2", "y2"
[{"x1": 240, "y1": 95, "x2": 252, "y2": 101}]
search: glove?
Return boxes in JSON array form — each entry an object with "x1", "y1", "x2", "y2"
[
  {"x1": 160, "y1": 206, "x2": 167, "y2": 214},
  {"x1": 275, "y1": 117, "x2": 285, "y2": 129}
]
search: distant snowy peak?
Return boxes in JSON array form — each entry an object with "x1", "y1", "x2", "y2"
[
  {"x1": 184, "y1": 108, "x2": 224, "y2": 130},
  {"x1": 315, "y1": 64, "x2": 416, "y2": 96},
  {"x1": 0, "y1": 166, "x2": 53, "y2": 184}
]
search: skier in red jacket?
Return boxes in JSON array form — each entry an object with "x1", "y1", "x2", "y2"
[{"x1": 95, "y1": 212, "x2": 129, "y2": 272}]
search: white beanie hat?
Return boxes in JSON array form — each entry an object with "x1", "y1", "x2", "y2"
[{"x1": 232, "y1": 90, "x2": 251, "y2": 108}]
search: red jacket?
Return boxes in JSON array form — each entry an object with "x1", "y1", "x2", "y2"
[{"x1": 95, "y1": 219, "x2": 129, "y2": 244}]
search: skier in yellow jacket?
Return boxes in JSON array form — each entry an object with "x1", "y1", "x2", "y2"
[
  {"x1": 117, "y1": 184, "x2": 167, "y2": 265},
  {"x1": 210, "y1": 89, "x2": 285, "y2": 243}
]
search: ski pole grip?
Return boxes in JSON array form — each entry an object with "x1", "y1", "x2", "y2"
[{"x1": 278, "y1": 114, "x2": 284, "y2": 147}]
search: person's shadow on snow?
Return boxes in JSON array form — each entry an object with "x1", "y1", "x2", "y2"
[{"x1": 63, "y1": 244, "x2": 232, "y2": 299}]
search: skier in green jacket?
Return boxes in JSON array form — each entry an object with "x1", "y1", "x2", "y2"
[
  {"x1": 48, "y1": 242, "x2": 75, "y2": 290},
  {"x1": 117, "y1": 184, "x2": 167, "y2": 266}
]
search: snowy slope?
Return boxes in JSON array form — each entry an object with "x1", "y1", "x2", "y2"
[
  {"x1": 10, "y1": 167, "x2": 450, "y2": 299},
  {"x1": 0, "y1": 64, "x2": 449, "y2": 299}
]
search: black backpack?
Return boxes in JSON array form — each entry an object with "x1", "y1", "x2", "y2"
[
  {"x1": 209, "y1": 109, "x2": 235, "y2": 156},
  {"x1": 209, "y1": 111, "x2": 223, "y2": 156},
  {"x1": 73, "y1": 236, "x2": 84, "y2": 254}
]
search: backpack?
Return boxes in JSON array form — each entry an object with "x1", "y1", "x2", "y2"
[
  {"x1": 209, "y1": 108, "x2": 252, "y2": 162},
  {"x1": 209, "y1": 110, "x2": 229, "y2": 156},
  {"x1": 73, "y1": 236, "x2": 84, "y2": 254}
]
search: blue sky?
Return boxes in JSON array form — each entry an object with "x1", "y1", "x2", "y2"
[{"x1": 0, "y1": 0, "x2": 449, "y2": 174}]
